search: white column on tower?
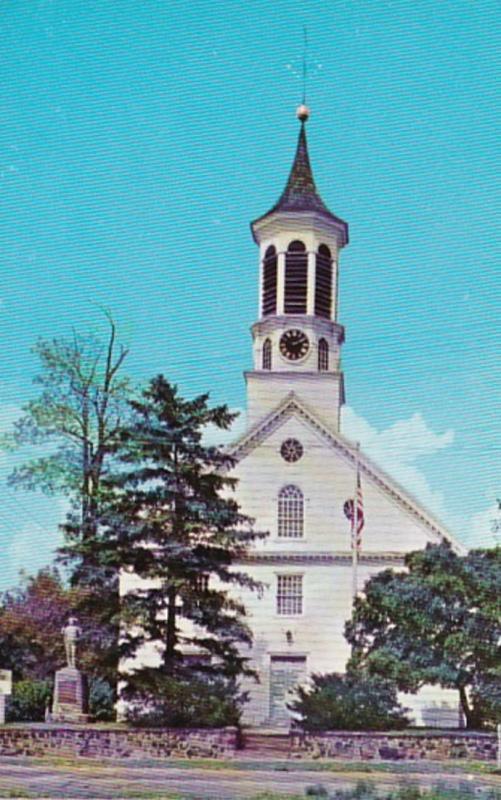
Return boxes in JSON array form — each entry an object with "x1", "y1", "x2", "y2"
[
  {"x1": 258, "y1": 246, "x2": 264, "y2": 317},
  {"x1": 277, "y1": 251, "x2": 286, "y2": 315},
  {"x1": 306, "y1": 249, "x2": 316, "y2": 315},
  {"x1": 332, "y1": 259, "x2": 339, "y2": 322}
]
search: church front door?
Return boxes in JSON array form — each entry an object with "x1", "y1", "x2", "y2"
[{"x1": 269, "y1": 655, "x2": 306, "y2": 726}]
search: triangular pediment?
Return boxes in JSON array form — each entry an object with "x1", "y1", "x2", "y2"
[{"x1": 229, "y1": 392, "x2": 463, "y2": 552}]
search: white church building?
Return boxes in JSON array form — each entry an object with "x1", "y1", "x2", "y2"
[{"x1": 121, "y1": 107, "x2": 464, "y2": 729}]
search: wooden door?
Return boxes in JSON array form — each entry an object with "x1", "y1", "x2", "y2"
[{"x1": 269, "y1": 656, "x2": 306, "y2": 726}]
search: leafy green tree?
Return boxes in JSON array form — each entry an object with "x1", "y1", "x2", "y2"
[
  {"x1": 3, "y1": 313, "x2": 133, "y2": 679},
  {"x1": 345, "y1": 543, "x2": 501, "y2": 729},
  {"x1": 124, "y1": 673, "x2": 242, "y2": 728},
  {"x1": 98, "y1": 376, "x2": 263, "y2": 706},
  {"x1": 6, "y1": 680, "x2": 52, "y2": 722},
  {"x1": 0, "y1": 568, "x2": 68, "y2": 681},
  {"x1": 88, "y1": 677, "x2": 115, "y2": 721},
  {"x1": 6, "y1": 312, "x2": 131, "y2": 539},
  {"x1": 289, "y1": 672, "x2": 410, "y2": 731},
  {"x1": 0, "y1": 568, "x2": 115, "y2": 685},
  {"x1": 470, "y1": 673, "x2": 501, "y2": 726}
]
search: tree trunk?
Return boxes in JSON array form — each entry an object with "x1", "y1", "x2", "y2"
[
  {"x1": 165, "y1": 585, "x2": 177, "y2": 672},
  {"x1": 459, "y1": 685, "x2": 475, "y2": 729}
]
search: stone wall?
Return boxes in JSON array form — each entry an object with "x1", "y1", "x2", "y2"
[
  {"x1": 0, "y1": 726, "x2": 497, "y2": 762},
  {"x1": 290, "y1": 730, "x2": 497, "y2": 761},
  {"x1": 0, "y1": 725, "x2": 238, "y2": 759}
]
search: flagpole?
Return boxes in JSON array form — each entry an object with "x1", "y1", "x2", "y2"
[{"x1": 352, "y1": 442, "x2": 360, "y2": 600}]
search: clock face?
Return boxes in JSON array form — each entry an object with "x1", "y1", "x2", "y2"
[{"x1": 279, "y1": 329, "x2": 310, "y2": 361}]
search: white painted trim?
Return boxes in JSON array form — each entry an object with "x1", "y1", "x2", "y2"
[
  {"x1": 277, "y1": 252, "x2": 286, "y2": 315},
  {"x1": 228, "y1": 392, "x2": 464, "y2": 552},
  {"x1": 306, "y1": 250, "x2": 316, "y2": 315}
]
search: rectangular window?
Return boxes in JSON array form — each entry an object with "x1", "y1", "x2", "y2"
[
  {"x1": 194, "y1": 574, "x2": 209, "y2": 593},
  {"x1": 183, "y1": 653, "x2": 211, "y2": 667},
  {"x1": 276, "y1": 574, "x2": 303, "y2": 615}
]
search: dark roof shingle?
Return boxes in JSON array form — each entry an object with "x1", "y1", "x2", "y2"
[
  {"x1": 252, "y1": 122, "x2": 348, "y2": 242},
  {"x1": 272, "y1": 122, "x2": 331, "y2": 215}
]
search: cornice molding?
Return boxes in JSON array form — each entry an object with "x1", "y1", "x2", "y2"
[
  {"x1": 251, "y1": 210, "x2": 348, "y2": 248},
  {"x1": 251, "y1": 316, "x2": 345, "y2": 344},
  {"x1": 237, "y1": 551, "x2": 406, "y2": 566},
  {"x1": 244, "y1": 371, "x2": 344, "y2": 384}
]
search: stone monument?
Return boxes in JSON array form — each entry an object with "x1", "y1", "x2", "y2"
[
  {"x1": 0, "y1": 669, "x2": 12, "y2": 724},
  {"x1": 52, "y1": 616, "x2": 89, "y2": 722}
]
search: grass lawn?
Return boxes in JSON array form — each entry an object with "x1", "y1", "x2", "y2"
[
  {"x1": 249, "y1": 792, "x2": 501, "y2": 800},
  {"x1": 1, "y1": 790, "x2": 499, "y2": 800},
  {"x1": 1, "y1": 754, "x2": 499, "y2": 800},
  {"x1": 17, "y1": 754, "x2": 499, "y2": 775}
]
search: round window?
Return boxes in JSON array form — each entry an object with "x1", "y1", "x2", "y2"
[{"x1": 280, "y1": 438, "x2": 304, "y2": 463}]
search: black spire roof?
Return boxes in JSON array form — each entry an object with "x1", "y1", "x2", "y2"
[
  {"x1": 251, "y1": 120, "x2": 348, "y2": 243},
  {"x1": 272, "y1": 122, "x2": 330, "y2": 215}
]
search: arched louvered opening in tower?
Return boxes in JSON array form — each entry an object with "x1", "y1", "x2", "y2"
[
  {"x1": 262, "y1": 245, "x2": 277, "y2": 316},
  {"x1": 315, "y1": 244, "x2": 332, "y2": 319},
  {"x1": 284, "y1": 240, "x2": 307, "y2": 314},
  {"x1": 318, "y1": 338, "x2": 329, "y2": 371},
  {"x1": 262, "y1": 338, "x2": 272, "y2": 370}
]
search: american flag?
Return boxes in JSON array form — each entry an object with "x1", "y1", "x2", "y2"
[{"x1": 343, "y1": 469, "x2": 364, "y2": 552}]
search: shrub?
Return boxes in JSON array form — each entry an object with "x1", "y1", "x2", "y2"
[
  {"x1": 6, "y1": 679, "x2": 52, "y2": 722},
  {"x1": 122, "y1": 670, "x2": 243, "y2": 728},
  {"x1": 88, "y1": 678, "x2": 115, "y2": 721},
  {"x1": 470, "y1": 674, "x2": 501, "y2": 729},
  {"x1": 289, "y1": 672, "x2": 410, "y2": 731},
  {"x1": 305, "y1": 785, "x2": 329, "y2": 797}
]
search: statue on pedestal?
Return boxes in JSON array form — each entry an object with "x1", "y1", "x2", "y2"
[
  {"x1": 52, "y1": 616, "x2": 88, "y2": 722},
  {"x1": 62, "y1": 616, "x2": 82, "y2": 669}
]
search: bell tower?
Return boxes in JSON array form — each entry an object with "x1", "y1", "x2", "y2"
[{"x1": 245, "y1": 106, "x2": 349, "y2": 431}]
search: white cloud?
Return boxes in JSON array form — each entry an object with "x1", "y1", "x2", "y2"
[
  {"x1": 1, "y1": 495, "x2": 68, "y2": 591},
  {"x1": 0, "y1": 400, "x2": 69, "y2": 589},
  {"x1": 341, "y1": 407, "x2": 455, "y2": 523},
  {"x1": 7, "y1": 522, "x2": 63, "y2": 583},
  {"x1": 0, "y1": 404, "x2": 22, "y2": 431},
  {"x1": 461, "y1": 502, "x2": 500, "y2": 549}
]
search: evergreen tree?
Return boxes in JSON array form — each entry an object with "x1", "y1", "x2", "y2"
[{"x1": 101, "y1": 376, "x2": 263, "y2": 710}]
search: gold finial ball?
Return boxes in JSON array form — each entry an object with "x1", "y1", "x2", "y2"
[{"x1": 296, "y1": 104, "x2": 310, "y2": 122}]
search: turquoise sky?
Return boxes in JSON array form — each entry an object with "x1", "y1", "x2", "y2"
[{"x1": 0, "y1": 1, "x2": 499, "y2": 588}]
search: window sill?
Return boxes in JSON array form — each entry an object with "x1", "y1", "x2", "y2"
[{"x1": 275, "y1": 538, "x2": 308, "y2": 543}]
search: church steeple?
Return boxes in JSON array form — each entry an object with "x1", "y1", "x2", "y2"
[
  {"x1": 251, "y1": 109, "x2": 348, "y2": 246},
  {"x1": 245, "y1": 107, "x2": 348, "y2": 433},
  {"x1": 273, "y1": 122, "x2": 330, "y2": 215}
]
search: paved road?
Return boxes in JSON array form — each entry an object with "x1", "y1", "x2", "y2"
[{"x1": 0, "y1": 758, "x2": 499, "y2": 799}]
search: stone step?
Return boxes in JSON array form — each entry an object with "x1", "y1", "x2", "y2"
[{"x1": 241, "y1": 732, "x2": 291, "y2": 757}]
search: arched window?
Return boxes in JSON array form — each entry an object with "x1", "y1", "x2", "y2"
[
  {"x1": 262, "y1": 338, "x2": 272, "y2": 370},
  {"x1": 262, "y1": 245, "x2": 277, "y2": 316},
  {"x1": 285, "y1": 240, "x2": 307, "y2": 314},
  {"x1": 318, "y1": 338, "x2": 329, "y2": 371},
  {"x1": 278, "y1": 485, "x2": 304, "y2": 539},
  {"x1": 315, "y1": 244, "x2": 332, "y2": 318}
]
